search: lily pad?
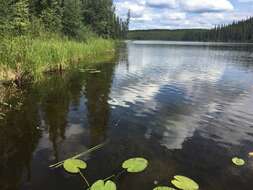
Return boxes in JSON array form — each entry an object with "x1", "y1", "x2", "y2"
[
  {"x1": 232, "y1": 157, "x2": 245, "y2": 166},
  {"x1": 89, "y1": 70, "x2": 101, "y2": 74},
  {"x1": 90, "y1": 180, "x2": 116, "y2": 190},
  {"x1": 63, "y1": 159, "x2": 87, "y2": 173},
  {"x1": 171, "y1": 175, "x2": 199, "y2": 190},
  {"x1": 122, "y1": 157, "x2": 148, "y2": 173},
  {"x1": 153, "y1": 186, "x2": 176, "y2": 190}
]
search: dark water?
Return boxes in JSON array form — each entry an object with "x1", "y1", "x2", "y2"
[{"x1": 1, "y1": 41, "x2": 253, "y2": 190}]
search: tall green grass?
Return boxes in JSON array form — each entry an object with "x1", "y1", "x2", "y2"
[{"x1": 0, "y1": 35, "x2": 115, "y2": 81}]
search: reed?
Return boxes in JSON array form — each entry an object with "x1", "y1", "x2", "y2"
[{"x1": 0, "y1": 35, "x2": 115, "y2": 82}]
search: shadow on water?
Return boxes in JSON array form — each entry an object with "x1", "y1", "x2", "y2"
[
  {"x1": 0, "y1": 59, "x2": 116, "y2": 189},
  {"x1": 1, "y1": 41, "x2": 253, "y2": 190}
]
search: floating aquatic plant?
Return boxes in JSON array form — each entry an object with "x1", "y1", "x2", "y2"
[
  {"x1": 232, "y1": 157, "x2": 245, "y2": 166},
  {"x1": 122, "y1": 157, "x2": 148, "y2": 173},
  {"x1": 49, "y1": 142, "x2": 106, "y2": 169},
  {"x1": 171, "y1": 175, "x2": 199, "y2": 190},
  {"x1": 49, "y1": 142, "x2": 107, "y2": 187},
  {"x1": 153, "y1": 186, "x2": 176, "y2": 190},
  {"x1": 63, "y1": 158, "x2": 90, "y2": 186},
  {"x1": 63, "y1": 159, "x2": 87, "y2": 173},
  {"x1": 90, "y1": 180, "x2": 116, "y2": 190},
  {"x1": 89, "y1": 70, "x2": 101, "y2": 74}
]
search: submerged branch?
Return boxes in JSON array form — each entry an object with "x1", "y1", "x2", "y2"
[{"x1": 49, "y1": 141, "x2": 108, "y2": 168}]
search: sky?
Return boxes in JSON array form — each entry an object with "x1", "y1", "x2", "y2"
[{"x1": 114, "y1": 0, "x2": 253, "y2": 30}]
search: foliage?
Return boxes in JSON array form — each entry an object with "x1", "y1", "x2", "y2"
[
  {"x1": 62, "y1": 0, "x2": 82, "y2": 38},
  {"x1": 90, "y1": 180, "x2": 116, "y2": 190},
  {"x1": 122, "y1": 157, "x2": 148, "y2": 173},
  {"x1": 82, "y1": 0, "x2": 129, "y2": 38},
  {"x1": 153, "y1": 187, "x2": 176, "y2": 190},
  {"x1": 0, "y1": 0, "x2": 128, "y2": 82},
  {"x1": 12, "y1": 0, "x2": 30, "y2": 34},
  {"x1": 171, "y1": 176, "x2": 199, "y2": 190},
  {"x1": 128, "y1": 17, "x2": 253, "y2": 42},
  {"x1": 128, "y1": 29, "x2": 207, "y2": 41},
  {"x1": 0, "y1": 35, "x2": 115, "y2": 80},
  {"x1": 63, "y1": 159, "x2": 87, "y2": 173},
  {"x1": 0, "y1": 0, "x2": 129, "y2": 39},
  {"x1": 232, "y1": 157, "x2": 245, "y2": 166}
]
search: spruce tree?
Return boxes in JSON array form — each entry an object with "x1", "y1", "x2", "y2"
[
  {"x1": 40, "y1": 0, "x2": 62, "y2": 33},
  {"x1": 62, "y1": 0, "x2": 82, "y2": 38},
  {"x1": 12, "y1": 0, "x2": 30, "y2": 35}
]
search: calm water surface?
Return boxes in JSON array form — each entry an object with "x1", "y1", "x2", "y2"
[{"x1": 1, "y1": 41, "x2": 253, "y2": 190}]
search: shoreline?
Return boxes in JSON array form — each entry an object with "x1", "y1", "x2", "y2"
[{"x1": 0, "y1": 36, "x2": 116, "y2": 85}]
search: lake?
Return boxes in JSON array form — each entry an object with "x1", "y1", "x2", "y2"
[{"x1": 1, "y1": 41, "x2": 253, "y2": 190}]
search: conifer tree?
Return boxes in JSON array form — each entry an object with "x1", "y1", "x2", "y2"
[
  {"x1": 62, "y1": 0, "x2": 82, "y2": 38},
  {"x1": 40, "y1": 0, "x2": 62, "y2": 33},
  {"x1": 12, "y1": 0, "x2": 30, "y2": 35}
]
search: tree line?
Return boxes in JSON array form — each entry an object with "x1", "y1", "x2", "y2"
[
  {"x1": 0, "y1": 0, "x2": 130, "y2": 39},
  {"x1": 200, "y1": 17, "x2": 253, "y2": 42},
  {"x1": 128, "y1": 17, "x2": 253, "y2": 42}
]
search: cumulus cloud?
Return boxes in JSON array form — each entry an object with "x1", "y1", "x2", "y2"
[
  {"x1": 146, "y1": 0, "x2": 177, "y2": 8},
  {"x1": 114, "y1": 0, "x2": 253, "y2": 29},
  {"x1": 238, "y1": 0, "x2": 253, "y2": 2},
  {"x1": 179, "y1": 0, "x2": 234, "y2": 13}
]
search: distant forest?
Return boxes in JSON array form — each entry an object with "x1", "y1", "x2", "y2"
[{"x1": 128, "y1": 17, "x2": 253, "y2": 42}]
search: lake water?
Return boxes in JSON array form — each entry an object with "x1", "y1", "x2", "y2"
[{"x1": 1, "y1": 41, "x2": 253, "y2": 190}]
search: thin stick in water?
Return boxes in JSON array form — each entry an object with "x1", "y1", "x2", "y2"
[
  {"x1": 49, "y1": 142, "x2": 107, "y2": 168},
  {"x1": 79, "y1": 171, "x2": 90, "y2": 187}
]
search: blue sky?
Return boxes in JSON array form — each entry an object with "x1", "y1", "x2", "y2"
[{"x1": 114, "y1": 0, "x2": 253, "y2": 30}]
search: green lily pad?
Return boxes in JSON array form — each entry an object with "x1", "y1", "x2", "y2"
[
  {"x1": 153, "y1": 186, "x2": 176, "y2": 190},
  {"x1": 171, "y1": 175, "x2": 199, "y2": 190},
  {"x1": 63, "y1": 159, "x2": 87, "y2": 173},
  {"x1": 90, "y1": 180, "x2": 116, "y2": 190},
  {"x1": 122, "y1": 157, "x2": 148, "y2": 173},
  {"x1": 89, "y1": 70, "x2": 101, "y2": 74},
  {"x1": 232, "y1": 157, "x2": 245, "y2": 166}
]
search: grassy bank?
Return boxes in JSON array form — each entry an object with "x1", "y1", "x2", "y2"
[{"x1": 0, "y1": 35, "x2": 115, "y2": 83}]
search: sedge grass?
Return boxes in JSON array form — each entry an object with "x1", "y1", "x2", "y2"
[{"x1": 0, "y1": 35, "x2": 115, "y2": 82}]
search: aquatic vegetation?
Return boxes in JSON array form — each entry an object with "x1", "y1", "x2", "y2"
[
  {"x1": 90, "y1": 180, "x2": 116, "y2": 190},
  {"x1": 0, "y1": 112, "x2": 6, "y2": 120},
  {"x1": 89, "y1": 70, "x2": 101, "y2": 74},
  {"x1": 171, "y1": 175, "x2": 199, "y2": 190},
  {"x1": 88, "y1": 157, "x2": 148, "y2": 189},
  {"x1": 232, "y1": 157, "x2": 245, "y2": 166},
  {"x1": 122, "y1": 158, "x2": 148, "y2": 173},
  {"x1": 50, "y1": 142, "x2": 107, "y2": 188},
  {"x1": 63, "y1": 159, "x2": 87, "y2": 173},
  {"x1": 153, "y1": 186, "x2": 176, "y2": 190},
  {"x1": 49, "y1": 142, "x2": 106, "y2": 169},
  {"x1": 0, "y1": 36, "x2": 115, "y2": 82},
  {"x1": 50, "y1": 155, "x2": 149, "y2": 189}
]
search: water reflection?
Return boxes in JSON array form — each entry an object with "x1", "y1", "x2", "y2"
[
  {"x1": 1, "y1": 41, "x2": 253, "y2": 190},
  {"x1": 109, "y1": 42, "x2": 253, "y2": 150}
]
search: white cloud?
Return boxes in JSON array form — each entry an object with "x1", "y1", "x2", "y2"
[
  {"x1": 238, "y1": 0, "x2": 253, "y2": 2},
  {"x1": 115, "y1": 0, "x2": 253, "y2": 29},
  {"x1": 179, "y1": 0, "x2": 234, "y2": 13},
  {"x1": 115, "y1": 1, "x2": 145, "y2": 18},
  {"x1": 146, "y1": 0, "x2": 177, "y2": 8}
]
